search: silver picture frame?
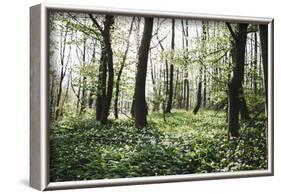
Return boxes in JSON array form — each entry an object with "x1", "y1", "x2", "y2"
[{"x1": 30, "y1": 3, "x2": 274, "y2": 191}]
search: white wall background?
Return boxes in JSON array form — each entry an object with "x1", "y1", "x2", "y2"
[{"x1": 0, "y1": 0, "x2": 279, "y2": 193}]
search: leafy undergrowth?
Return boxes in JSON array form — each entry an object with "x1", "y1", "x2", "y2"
[{"x1": 49, "y1": 110, "x2": 267, "y2": 182}]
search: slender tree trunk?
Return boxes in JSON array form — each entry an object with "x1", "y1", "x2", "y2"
[
  {"x1": 239, "y1": 88, "x2": 250, "y2": 120},
  {"x1": 89, "y1": 14, "x2": 114, "y2": 124},
  {"x1": 95, "y1": 48, "x2": 107, "y2": 122},
  {"x1": 157, "y1": 37, "x2": 169, "y2": 113},
  {"x1": 60, "y1": 77, "x2": 70, "y2": 116},
  {"x1": 88, "y1": 43, "x2": 97, "y2": 108},
  {"x1": 49, "y1": 73, "x2": 55, "y2": 122},
  {"x1": 76, "y1": 77, "x2": 81, "y2": 114},
  {"x1": 183, "y1": 78, "x2": 187, "y2": 109},
  {"x1": 130, "y1": 18, "x2": 142, "y2": 118},
  {"x1": 173, "y1": 68, "x2": 179, "y2": 107},
  {"x1": 151, "y1": 54, "x2": 160, "y2": 112},
  {"x1": 193, "y1": 82, "x2": 202, "y2": 114},
  {"x1": 227, "y1": 23, "x2": 248, "y2": 137},
  {"x1": 130, "y1": 93, "x2": 135, "y2": 118},
  {"x1": 55, "y1": 23, "x2": 69, "y2": 120},
  {"x1": 165, "y1": 19, "x2": 175, "y2": 113},
  {"x1": 203, "y1": 66, "x2": 207, "y2": 108},
  {"x1": 134, "y1": 17, "x2": 153, "y2": 129},
  {"x1": 253, "y1": 32, "x2": 258, "y2": 95},
  {"x1": 80, "y1": 39, "x2": 87, "y2": 113},
  {"x1": 186, "y1": 79, "x2": 190, "y2": 110},
  {"x1": 114, "y1": 17, "x2": 134, "y2": 119},
  {"x1": 259, "y1": 24, "x2": 268, "y2": 114},
  {"x1": 100, "y1": 15, "x2": 114, "y2": 124},
  {"x1": 55, "y1": 71, "x2": 64, "y2": 120}
]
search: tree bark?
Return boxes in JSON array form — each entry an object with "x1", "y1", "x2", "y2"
[
  {"x1": 80, "y1": 39, "x2": 87, "y2": 113},
  {"x1": 239, "y1": 88, "x2": 250, "y2": 120},
  {"x1": 193, "y1": 82, "x2": 202, "y2": 114},
  {"x1": 55, "y1": 22, "x2": 69, "y2": 120},
  {"x1": 227, "y1": 23, "x2": 248, "y2": 137},
  {"x1": 89, "y1": 14, "x2": 114, "y2": 124},
  {"x1": 203, "y1": 66, "x2": 207, "y2": 108},
  {"x1": 95, "y1": 48, "x2": 107, "y2": 122},
  {"x1": 259, "y1": 24, "x2": 268, "y2": 115},
  {"x1": 165, "y1": 18, "x2": 175, "y2": 113},
  {"x1": 88, "y1": 40, "x2": 97, "y2": 108},
  {"x1": 100, "y1": 15, "x2": 114, "y2": 124},
  {"x1": 134, "y1": 17, "x2": 153, "y2": 129},
  {"x1": 114, "y1": 17, "x2": 134, "y2": 119},
  {"x1": 253, "y1": 32, "x2": 258, "y2": 95},
  {"x1": 186, "y1": 79, "x2": 190, "y2": 110}
]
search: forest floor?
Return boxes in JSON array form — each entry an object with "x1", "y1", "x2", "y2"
[{"x1": 50, "y1": 110, "x2": 267, "y2": 182}]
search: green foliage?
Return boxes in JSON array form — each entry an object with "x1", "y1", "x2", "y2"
[{"x1": 50, "y1": 110, "x2": 267, "y2": 182}]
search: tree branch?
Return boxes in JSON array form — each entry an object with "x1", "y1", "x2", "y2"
[
  {"x1": 150, "y1": 33, "x2": 168, "y2": 50},
  {"x1": 226, "y1": 23, "x2": 237, "y2": 41},
  {"x1": 67, "y1": 13, "x2": 101, "y2": 40},
  {"x1": 88, "y1": 14, "x2": 104, "y2": 34}
]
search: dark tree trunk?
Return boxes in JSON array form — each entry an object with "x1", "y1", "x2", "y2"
[
  {"x1": 100, "y1": 15, "x2": 114, "y2": 124},
  {"x1": 89, "y1": 14, "x2": 114, "y2": 124},
  {"x1": 239, "y1": 88, "x2": 250, "y2": 120},
  {"x1": 76, "y1": 77, "x2": 81, "y2": 114},
  {"x1": 88, "y1": 90, "x2": 94, "y2": 108},
  {"x1": 186, "y1": 79, "x2": 190, "y2": 110},
  {"x1": 151, "y1": 54, "x2": 160, "y2": 112},
  {"x1": 183, "y1": 78, "x2": 187, "y2": 109},
  {"x1": 80, "y1": 39, "x2": 87, "y2": 113},
  {"x1": 55, "y1": 70, "x2": 64, "y2": 120},
  {"x1": 253, "y1": 32, "x2": 258, "y2": 95},
  {"x1": 88, "y1": 40, "x2": 97, "y2": 108},
  {"x1": 134, "y1": 17, "x2": 153, "y2": 129},
  {"x1": 130, "y1": 94, "x2": 135, "y2": 118},
  {"x1": 259, "y1": 24, "x2": 268, "y2": 114},
  {"x1": 49, "y1": 73, "x2": 55, "y2": 122},
  {"x1": 165, "y1": 18, "x2": 175, "y2": 113},
  {"x1": 55, "y1": 23, "x2": 69, "y2": 120},
  {"x1": 202, "y1": 21, "x2": 207, "y2": 108},
  {"x1": 95, "y1": 48, "x2": 107, "y2": 122},
  {"x1": 203, "y1": 67, "x2": 207, "y2": 108},
  {"x1": 193, "y1": 82, "x2": 202, "y2": 114},
  {"x1": 173, "y1": 69, "x2": 179, "y2": 107},
  {"x1": 157, "y1": 37, "x2": 169, "y2": 113},
  {"x1": 227, "y1": 23, "x2": 248, "y2": 137},
  {"x1": 60, "y1": 77, "x2": 70, "y2": 116},
  {"x1": 114, "y1": 17, "x2": 134, "y2": 119}
]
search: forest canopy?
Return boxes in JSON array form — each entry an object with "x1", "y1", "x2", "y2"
[{"x1": 48, "y1": 11, "x2": 268, "y2": 182}]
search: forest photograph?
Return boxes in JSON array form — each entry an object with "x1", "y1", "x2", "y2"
[{"x1": 48, "y1": 10, "x2": 269, "y2": 182}]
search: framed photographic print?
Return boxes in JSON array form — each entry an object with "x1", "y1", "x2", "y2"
[{"x1": 30, "y1": 3, "x2": 274, "y2": 191}]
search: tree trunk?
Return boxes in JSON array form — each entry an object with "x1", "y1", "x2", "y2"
[
  {"x1": 165, "y1": 18, "x2": 175, "y2": 113},
  {"x1": 100, "y1": 15, "x2": 114, "y2": 124},
  {"x1": 239, "y1": 88, "x2": 250, "y2": 120},
  {"x1": 55, "y1": 23, "x2": 69, "y2": 120},
  {"x1": 80, "y1": 39, "x2": 87, "y2": 113},
  {"x1": 259, "y1": 24, "x2": 268, "y2": 115},
  {"x1": 88, "y1": 40, "x2": 97, "y2": 108},
  {"x1": 114, "y1": 17, "x2": 134, "y2": 119},
  {"x1": 173, "y1": 68, "x2": 179, "y2": 107},
  {"x1": 193, "y1": 81, "x2": 202, "y2": 114},
  {"x1": 253, "y1": 32, "x2": 258, "y2": 95},
  {"x1": 134, "y1": 17, "x2": 153, "y2": 129},
  {"x1": 186, "y1": 79, "x2": 190, "y2": 110},
  {"x1": 49, "y1": 73, "x2": 55, "y2": 122},
  {"x1": 203, "y1": 66, "x2": 207, "y2": 107},
  {"x1": 95, "y1": 48, "x2": 107, "y2": 122},
  {"x1": 227, "y1": 23, "x2": 248, "y2": 137}
]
